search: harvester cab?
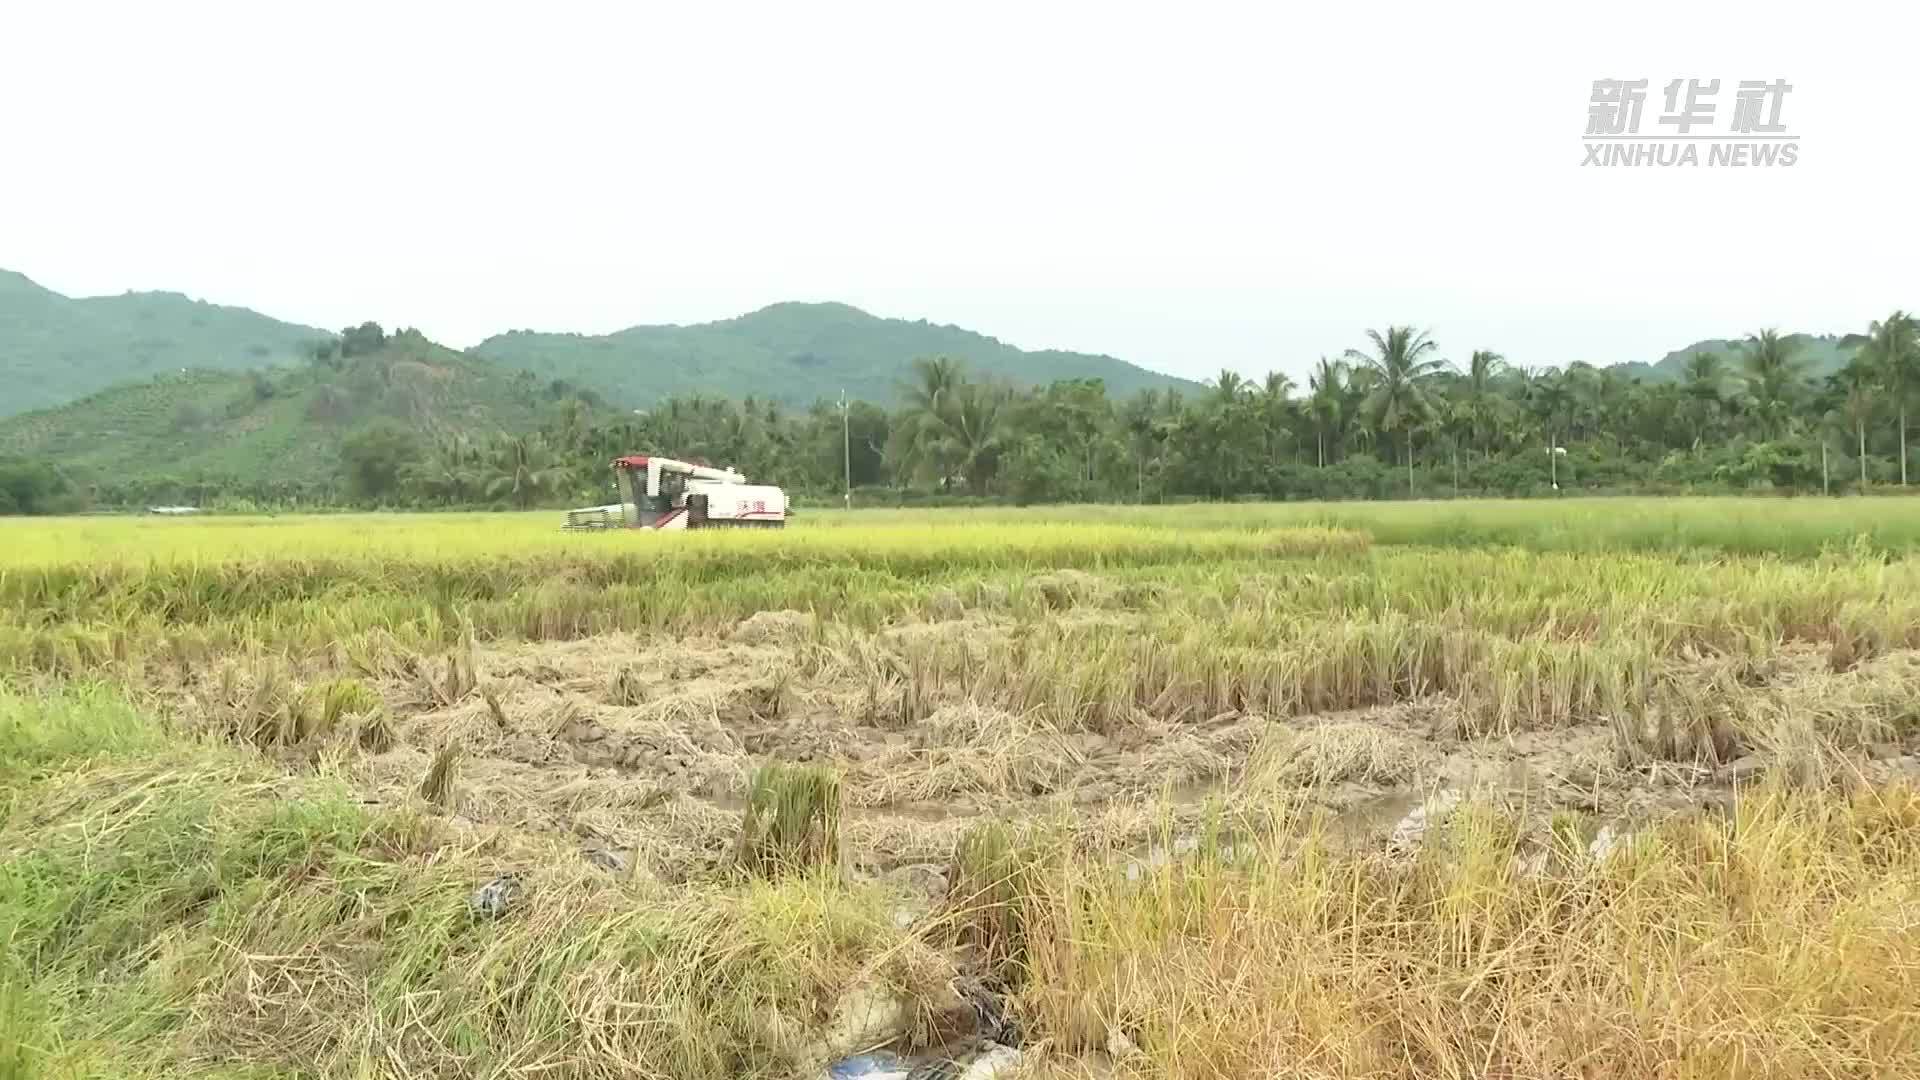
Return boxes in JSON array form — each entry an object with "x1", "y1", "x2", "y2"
[{"x1": 563, "y1": 455, "x2": 788, "y2": 530}]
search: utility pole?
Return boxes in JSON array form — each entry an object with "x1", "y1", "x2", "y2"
[{"x1": 840, "y1": 389, "x2": 851, "y2": 511}]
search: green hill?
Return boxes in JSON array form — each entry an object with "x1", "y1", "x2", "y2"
[
  {"x1": 472, "y1": 301, "x2": 1204, "y2": 407},
  {"x1": 1607, "y1": 332, "x2": 1869, "y2": 383},
  {"x1": 0, "y1": 329, "x2": 574, "y2": 502},
  {"x1": 0, "y1": 270, "x2": 329, "y2": 417}
]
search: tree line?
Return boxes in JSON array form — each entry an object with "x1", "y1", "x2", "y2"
[
  {"x1": 6, "y1": 311, "x2": 1916, "y2": 513},
  {"x1": 344, "y1": 311, "x2": 1920, "y2": 508}
]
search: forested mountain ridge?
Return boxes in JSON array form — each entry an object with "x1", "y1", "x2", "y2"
[
  {"x1": 1610, "y1": 332, "x2": 1868, "y2": 383},
  {"x1": 2, "y1": 264, "x2": 1875, "y2": 416},
  {"x1": 470, "y1": 301, "x2": 1204, "y2": 406},
  {"x1": 0, "y1": 270, "x2": 328, "y2": 417},
  {"x1": 0, "y1": 325, "x2": 597, "y2": 506}
]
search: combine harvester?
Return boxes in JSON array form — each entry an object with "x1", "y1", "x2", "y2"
[{"x1": 563, "y1": 454, "x2": 789, "y2": 530}]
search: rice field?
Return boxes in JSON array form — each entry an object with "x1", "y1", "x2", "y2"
[{"x1": 4, "y1": 498, "x2": 1920, "y2": 1079}]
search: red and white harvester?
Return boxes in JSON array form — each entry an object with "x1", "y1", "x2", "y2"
[{"x1": 563, "y1": 455, "x2": 789, "y2": 530}]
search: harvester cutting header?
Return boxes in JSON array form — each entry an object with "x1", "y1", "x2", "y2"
[{"x1": 563, "y1": 455, "x2": 789, "y2": 530}]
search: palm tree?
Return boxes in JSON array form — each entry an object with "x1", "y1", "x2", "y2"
[
  {"x1": 1563, "y1": 363, "x2": 1604, "y2": 442},
  {"x1": 1258, "y1": 372, "x2": 1296, "y2": 466},
  {"x1": 904, "y1": 356, "x2": 963, "y2": 410},
  {"x1": 1523, "y1": 368, "x2": 1573, "y2": 489},
  {"x1": 1863, "y1": 312, "x2": 1919, "y2": 485},
  {"x1": 1344, "y1": 326, "x2": 1444, "y2": 496},
  {"x1": 485, "y1": 434, "x2": 566, "y2": 509},
  {"x1": 1438, "y1": 393, "x2": 1475, "y2": 494},
  {"x1": 1462, "y1": 349, "x2": 1505, "y2": 458},
  {"x1": 402, "y1": 433, "x2": 481, "y2": 505},
  {"x1": 1681, "y1": 351, "x2": 1728, "y2": 449},
  {"x1": 944, "y1": 380, "x2": 1013, "y2": 495},
  {"x1": 1192, "y1": 370, "x2": 1259, "y2": 496},
  {"x1": 1211, "y1": 369, "x2": 1250, "y2": 406},
  {"x1": 1306, "y1": 357, "x2": 1344, "y2": 468},
  {"x1": 1120, "y1": 389, "x2": 1165, "y2": 500},
  {"x1": 896, "y1": 360, "x2": 1011, "y2": 495},
  {"x1": 1505, "y1": 366, "x2": 1540, "y2": 451},
  {"x1": 896, "y1": 356, "x2": 968, "y2": 490},
  {"x1": 1832, "y1": 356, "x2": 1878, "y2": 490},
  {"x1": 1740, "y1": 329, "x2": 1806, "y2": 440},
  {"x1": 1591, "y1": 369, "x2": 1633, "y2": 445}
]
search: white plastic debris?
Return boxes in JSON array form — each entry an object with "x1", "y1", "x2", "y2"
[
  {"x1": 825, "y1": 1051, "x2": 909, "y2": 1080},
  {"x1": 956, "y1": 1044, "x2": 1022, "y2": 1080},
  {"x1": 1588, "y1": 825, "x2": 1632, "y2": 862},
  {"x1": 1388, "y1": 789, "x2": 1463, "y2": 851}
]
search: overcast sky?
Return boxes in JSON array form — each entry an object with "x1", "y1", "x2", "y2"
[{"x1": 3, "y1": 1, "x2": 1915, "y2": 384}]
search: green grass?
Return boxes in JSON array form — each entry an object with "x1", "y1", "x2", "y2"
[{"x1": 0, "y1": 682, "x2": 166, "y2": 773}]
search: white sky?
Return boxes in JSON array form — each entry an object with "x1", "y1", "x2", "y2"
[{"x1": 2, "y1": 0, "x2": 1915, "y2": 384}]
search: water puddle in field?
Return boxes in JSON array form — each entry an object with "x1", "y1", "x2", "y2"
[
  {"x1": 1117, "y1": 815, "x2": 1250, "y2": 878},
  {"x1": 1332, "y1": 790, "x2": 1428, "y2": 841}
]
